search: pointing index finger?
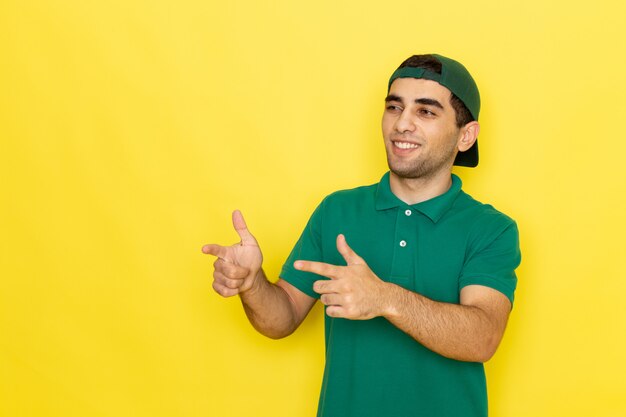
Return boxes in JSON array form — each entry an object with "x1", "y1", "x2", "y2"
[
  {"x1": 202, "y1": 243, "x2": 228, "y2": 259},
  {"x1": 294, "y1": 260, "x2": 341, "y2": 279}
]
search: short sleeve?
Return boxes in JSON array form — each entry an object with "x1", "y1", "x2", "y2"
[
  {"x1": 280, "y1": 201, "x2": 327, "y2": 298},
  {"x1": 459, "y1": 218, "x2": 521, "y2": 305}
]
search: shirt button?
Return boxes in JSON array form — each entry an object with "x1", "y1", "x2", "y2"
[
  {"x1": 405, "y1": 209, "x2": 412, "y2": 216},
  {"x1": 399, "y1": 240, "x2": 407, "y2": 247}
]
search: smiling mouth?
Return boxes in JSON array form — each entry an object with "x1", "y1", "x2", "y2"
[{"x1": 392, "y1": 141, "x2": 420, "y2": 150}]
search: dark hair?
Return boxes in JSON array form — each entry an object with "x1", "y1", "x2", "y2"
[{"x1": 398, "y1": 55, "x2": 474, "y2": 128}]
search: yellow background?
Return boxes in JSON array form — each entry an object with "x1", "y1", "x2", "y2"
[{"x1": 1, "y1": 0, "x2": 625, "y2": 416}]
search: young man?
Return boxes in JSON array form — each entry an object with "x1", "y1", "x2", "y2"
[{"x1": 203, "y1": 54, "x2": 521, "y2": 417}]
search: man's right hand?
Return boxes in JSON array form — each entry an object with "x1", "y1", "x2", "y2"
[{"x1": 202, "y1": 210, "x2": 263, "y2": 297}]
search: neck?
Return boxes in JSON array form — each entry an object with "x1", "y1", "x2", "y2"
[{"x1": 389, "y1": 169, "x2": 453, "y2": 205}]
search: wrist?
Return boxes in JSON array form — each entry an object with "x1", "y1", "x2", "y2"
[
  {"x1": 240, "y1": 268, "x2": 265, "y2": 297},
  {"x1": 378, "y1": 281, "x2": 401, "y2": 319}
]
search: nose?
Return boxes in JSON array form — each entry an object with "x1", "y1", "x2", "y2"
[{"x1": 394, "y1": 108, "x2": 415, "y2": 133}]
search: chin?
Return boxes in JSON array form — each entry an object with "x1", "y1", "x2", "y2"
[
  {"x1": 388, "y1": 158, "x2": 452, "y2": 180},
  {"x1": 388, "y1": 162, "x2": 425, "y2": 179},
  {"x1": 390, "y1": 168, "x2": 423, "y2": 180}
]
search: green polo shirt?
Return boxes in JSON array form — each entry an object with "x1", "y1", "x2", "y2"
[{"x1": 280, "y1": 172, "x2": 521, "y2": 417}]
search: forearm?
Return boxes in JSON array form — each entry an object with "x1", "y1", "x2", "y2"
[
  {"x1": 381, "y1": 283, "x2": 504, "y2": 362},
  {"x1": 239, "y1": 269, "x2": 301, "y2": 339}
]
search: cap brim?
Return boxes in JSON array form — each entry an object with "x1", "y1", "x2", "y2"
[{"x1": 453, "y1": 141, "x2": 478, "y2": 167}]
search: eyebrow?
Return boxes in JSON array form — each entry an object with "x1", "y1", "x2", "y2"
[
  {"x1": 415, "y1": 98, "x2": 444, "y2": 109},
  {"x1": 385, "y1": 94, "x2": 403, "y2": 103},
  {"x1": 385, "y1": 95, "x2": 445, "y2": 110}
]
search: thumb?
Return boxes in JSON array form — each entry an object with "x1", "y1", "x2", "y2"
[
  {"x1": 336, "y1": 234, "x2": 364, "y2": 265},
  {"x1": 232, "y1": 210, "x2": 257, "y2": 245}
]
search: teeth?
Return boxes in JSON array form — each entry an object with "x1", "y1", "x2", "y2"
[{"x1": 394, "y1": 141, "x2": 419, "y2": 149}]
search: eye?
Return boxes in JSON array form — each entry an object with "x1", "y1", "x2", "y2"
[
  {"x1": 386, "y1": 104, "x2": 402, "y2": 112},
  {"x1": 418, "y1": 108, "x2": 436, "y2": 117}
]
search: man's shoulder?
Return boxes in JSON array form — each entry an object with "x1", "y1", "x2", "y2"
[
  {"x1": 321, "y1": 181, "x2": 379, "y2": 205},
  {"x1": 454, "y1": 189, "x2": 518, "y2": 235}
]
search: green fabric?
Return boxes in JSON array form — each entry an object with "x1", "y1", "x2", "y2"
[
  {"x1": 280, "y1": 172, "x2": 521, "y2": 417},
  {"x1": 387, "y1": 54, "x2": 481, "y2": 120}
]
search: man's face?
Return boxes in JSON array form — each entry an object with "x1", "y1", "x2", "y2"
[{"x1": 382, "y1": 77, "x2": 463, "y2": 179}]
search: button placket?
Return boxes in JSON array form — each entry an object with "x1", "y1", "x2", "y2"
[
  {"x1": 399, "y1": 207, "x2": 413, "y2": 248},
  {"x1": 389, "y1": 207, "x2": 416, "y2": 288}
]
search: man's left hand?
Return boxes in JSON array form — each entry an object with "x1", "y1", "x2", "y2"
[{"x1": 294, "y1": 234, "x2": 388, "y2": 320}]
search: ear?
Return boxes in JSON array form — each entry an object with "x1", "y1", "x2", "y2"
[{"x1": 457, "y1": 121, "x2": 480, "y2": 152}]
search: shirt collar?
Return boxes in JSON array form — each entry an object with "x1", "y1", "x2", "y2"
[{"x1": 375, "y1": 172, "x2": 463, "y2": 223}]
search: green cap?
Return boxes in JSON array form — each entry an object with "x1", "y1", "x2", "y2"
[{"x1": 388, "y1": 54, "x2": 480, "y2": 167}]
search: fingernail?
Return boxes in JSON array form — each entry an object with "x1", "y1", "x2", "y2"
[{"x1": 294, "y1": 261, "x2": 302, "y2": 269}]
